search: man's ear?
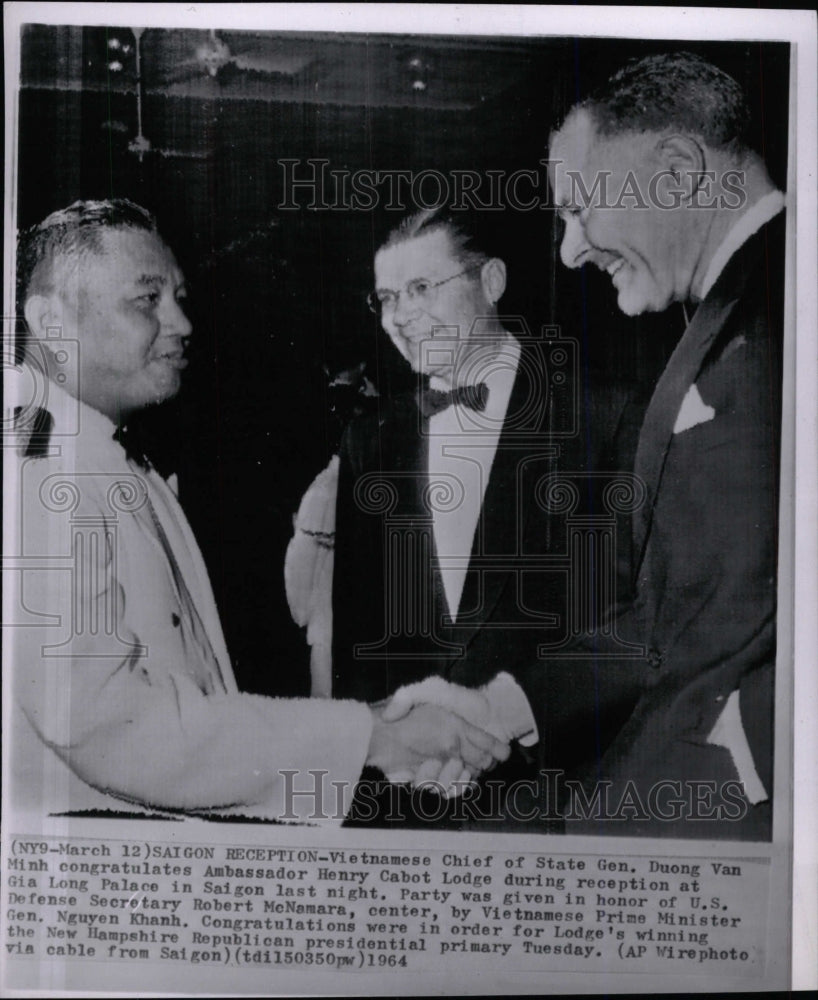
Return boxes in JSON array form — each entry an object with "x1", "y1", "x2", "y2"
[
  {"x1": 656, "y1": 134, "x2": 707, "y2": 200},
  {"x1": 481, "y1": 258, "x2": 506, "y2": 306},
  {"x1": 23, "y1": 293, "x2": 62, "y2": 341}
]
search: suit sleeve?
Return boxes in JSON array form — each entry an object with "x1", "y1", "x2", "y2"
[
  {"x1": 331, "y1": 416, "x2": 398, "y2": 700},
  {"x1": 13, "y1": 461, "x2": 372, "y2": 821},
  {"x1": 528, "y1": 298, "x2": 780, "y2": 791},
  {"x1": 598, "y1": 322, "x2": 779, "y2": 787}
]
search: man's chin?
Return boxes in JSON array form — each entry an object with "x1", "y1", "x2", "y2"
[
  {"x1": 419, "y1": 364, "x2": 453, "y2": 381},
  {"x1": 615, "y1": 281, "x2": 667, "y2": 317},
  {"x1": 615, "y1": 294, "x2": 644, "y2": 317},
  {"x1": 141, "y1": 375, "x2": 182, "y2": 409},
  {"x1": 415, "y1": 354, "x2": 453, "y2": 380}
]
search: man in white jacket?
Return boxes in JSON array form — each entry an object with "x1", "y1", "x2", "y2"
[{"x1": 6, "y1": 199, "x2": 508, "y2": 824}]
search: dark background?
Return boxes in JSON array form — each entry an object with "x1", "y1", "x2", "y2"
[{"x1": 13, "y1": 25, "x2": 791, "y2": 696}]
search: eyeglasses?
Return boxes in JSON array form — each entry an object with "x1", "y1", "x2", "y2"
[{"x1": 366, "y1": 263, "x2": 484, "y2": 316}]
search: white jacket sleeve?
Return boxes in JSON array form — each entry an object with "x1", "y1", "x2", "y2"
[{"x1": 13, "y1": 459, "x2": 370, "y2": 822}]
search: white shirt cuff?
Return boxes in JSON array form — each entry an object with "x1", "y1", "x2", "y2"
[{"x1": 482, "y1": 672, "x2": 539, "y2": 747}]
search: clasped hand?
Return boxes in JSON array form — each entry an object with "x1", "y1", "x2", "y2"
[{"x1": 366, "y1": 699, "x2": 510, "y2": 798}]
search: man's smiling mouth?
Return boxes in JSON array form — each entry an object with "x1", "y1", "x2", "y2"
[{"x1": 154, "y1": 351, "x2": 188, "y2": 369}]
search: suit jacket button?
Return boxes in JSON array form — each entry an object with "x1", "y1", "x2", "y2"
[
  {"x1": 171, "y1": 613, "x2": 181, "y2": 627},
  {"x1": 647, "y1": 648, "x2": 663, "y2": 669}
]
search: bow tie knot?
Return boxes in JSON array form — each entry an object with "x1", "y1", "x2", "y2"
[
  {"x1": 113, "y1": 424, "x2": 151, "y2": 469},
  {"x1": 417, "y1": 382, "x2": 489, "y2": 418}
]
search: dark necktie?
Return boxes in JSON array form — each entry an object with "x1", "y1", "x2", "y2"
[
  {"x1": 417, "y1": 382, "x2": 489, "y2": 418},
  {"x1": 113, "y1": 424, "x2": 150, "y2": 469},
  {"x1": 14, "y1": 405, "x2": 54, "y2": 457}
]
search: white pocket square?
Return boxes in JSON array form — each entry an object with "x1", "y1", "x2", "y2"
[{"x1": 674, "y1": 383, "x2": 715, "y2": 434}]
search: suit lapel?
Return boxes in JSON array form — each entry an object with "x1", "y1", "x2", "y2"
[
  {"x1": 375, "y1": 394, "x2": 429, "y2": 510},
  {"x1": 456, "y1": 351, "x2": 552, "y2": 647},
  {"x1": 386, "y1": 395, "x2": 453, "y2": 651},
  {"x1": 631, "y1": 221, "x2": 774, "y2": 578}
]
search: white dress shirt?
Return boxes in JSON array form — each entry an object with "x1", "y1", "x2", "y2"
[
  {"x1": 427, "y1": 334, "x2": 521, "y2": 620},
  {"x1": 418, "y1": 335, "x2": 539, "y2": 746}
]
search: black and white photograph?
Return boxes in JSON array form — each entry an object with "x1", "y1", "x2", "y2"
[{"x1": 2, "y1": 3, "x2": 816, "y2": 995}]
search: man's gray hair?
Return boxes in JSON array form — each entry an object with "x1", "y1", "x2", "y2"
[{"x1": 571, "y1": 51, "x2": 752, "y2": 156}]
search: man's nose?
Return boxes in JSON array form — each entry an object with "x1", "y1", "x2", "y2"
[
  {"x1": 560, "y1": 215, "x2": 592, "y2": 270},
  {"x1": 162, "y1": 297, "x2": 193, "y2": 338},
  {"x1": 390, "y1": 289, "x2": 420, "y2": 327}
]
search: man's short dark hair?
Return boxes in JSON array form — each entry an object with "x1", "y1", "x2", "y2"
[
  {"x1": 378, "y1": 205, "x2": 497, "y2": 268},
  {"x1": 575, "y1": 51, "x2": 751, "y2": 155},
  {"x1": 18, "y1": 198, "x2": 158, "y2": 305}
]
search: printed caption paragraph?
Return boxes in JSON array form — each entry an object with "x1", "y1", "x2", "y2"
[{"x1": 5, "y1": 836, "x2": 768, "y2": 976}]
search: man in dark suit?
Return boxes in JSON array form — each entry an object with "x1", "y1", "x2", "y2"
[
  {"x1": 333, "y1": 207, "x2": 578, "y2": 817},
  {"x1": 541, "y1": 51, "x2": 785, "y2": 839}
]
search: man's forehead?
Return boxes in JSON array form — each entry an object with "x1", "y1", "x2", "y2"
[
  {"x1": 94, "y1": 227, "x2": 181, "y2": 279},
  {"x1": 551, "y1": 109, "x2": 662, "y2": 170},
  {"x1": 551, "y1": 108, "x2": 592, "y2": 149},
  {"x1": 375, "y1": 229, "x2": 457, "y2": 281},
  {"x1": 549, "y1": 109, "x2": 651, "y2": 207},
  {"x1": 550, "y1": 111, "x2": 603, "y2": 179}
]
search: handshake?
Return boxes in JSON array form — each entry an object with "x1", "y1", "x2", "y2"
[{"x1": 364, "y1": 673, "x2": 538, "y2": 798}]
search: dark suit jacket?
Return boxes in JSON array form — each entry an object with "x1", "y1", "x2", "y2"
[
  {"x1": 519, "y1": 212, "x2": 785, "y2": 840},
  {"x1": 332, "y1": 333, "x2": 572, "y2": 722}
]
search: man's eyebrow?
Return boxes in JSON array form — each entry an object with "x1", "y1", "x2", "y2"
[{"x1": 135, "y1": 273, "x2": 166, "y2": 287}]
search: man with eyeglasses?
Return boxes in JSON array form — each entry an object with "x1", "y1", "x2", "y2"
[{"x1": 332, "y1": 206, "x2": 562, "y2": 824}]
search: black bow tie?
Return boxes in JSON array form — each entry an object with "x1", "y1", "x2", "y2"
[
  {"x1": 417, "y1": 382, "x2": 489, "y2": 418},
  {"x1": 113, "y1": 424, "x2": 150, "y2": 469}
]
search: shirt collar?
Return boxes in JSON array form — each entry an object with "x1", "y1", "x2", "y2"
[{"x1": 699, "y1": 190, "x2": 786, "y2": 300}]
